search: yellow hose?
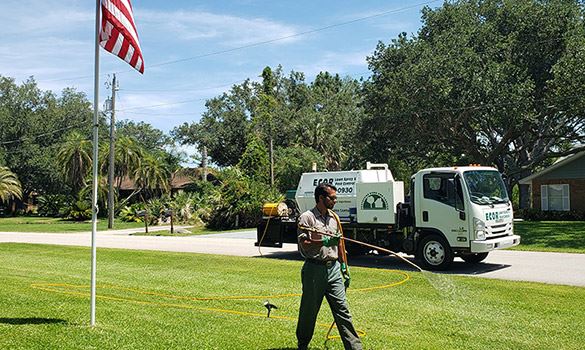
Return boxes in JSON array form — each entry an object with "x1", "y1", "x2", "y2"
[
  {"x1": 31, "y1": 208, "x2": 416, "y2": 345},
  {"x1": 30, "y1": 269, "x2": 409, "y2": 342}
]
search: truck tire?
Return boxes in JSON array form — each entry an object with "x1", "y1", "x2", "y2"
[
  {"x1": 416, "y1": 234, "x2": 454, "y2": 271},
  {"x1": 461, "y1": 252, "x2": 489, "y2": 264}
]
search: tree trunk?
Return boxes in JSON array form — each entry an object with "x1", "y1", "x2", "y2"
[
  {"x1": 519, "y1": 184, "x2": 531, "y2": 209},
  {"x1": 201, "y1": 145, "x2": 208, "y2": 182}
]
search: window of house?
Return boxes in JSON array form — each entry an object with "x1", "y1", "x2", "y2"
[{"x1": 541, "y1": 184, "x2": 570, "y2": 211}]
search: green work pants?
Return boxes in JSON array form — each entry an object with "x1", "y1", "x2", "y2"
[{"x1": 296, "y1": 260, "x2": 362, "y2": 350}]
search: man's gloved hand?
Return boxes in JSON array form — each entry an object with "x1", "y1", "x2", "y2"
[
  {"x1": 341, "y1": 262, "x2": 351, "y2": 289},
  {"x1": 322, "y1": 232, "x2": 341, "y2": 247}
]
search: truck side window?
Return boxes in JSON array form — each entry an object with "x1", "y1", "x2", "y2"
[{"x1": 423, "y1": 174, "x2": 457, "y2": 208}]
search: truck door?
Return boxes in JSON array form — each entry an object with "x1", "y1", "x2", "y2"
[{"x1": 417, "y1": 172, "x2": 468, "y2": 248}]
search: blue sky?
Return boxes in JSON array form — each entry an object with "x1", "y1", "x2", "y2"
[{"x1": 1, "y1": 0, "x2": 441, "y2": 160}]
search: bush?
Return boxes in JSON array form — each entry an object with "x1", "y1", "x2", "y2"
[
  {"x1": 59, "y1": 195, "x2": 92, "y2": 221},
  {"x1": 515, "y1": 208, "x2": 585, "y2": 221},
  {"x1": 37, "y1": 194, "x2": 69, "y2": 217},
  {"x1": 205, "y1": 168, "x2": 282, "y2": 230},
  {"x1": 119, "y1": 203, "x2": 146, "y2": 223},
  {"x1": 146, "y1": 197, "x2": 166, "y2": 223}
]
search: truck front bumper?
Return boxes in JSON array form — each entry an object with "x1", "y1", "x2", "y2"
[{"x1": 471, "y1": 235, "x2": 521, "y2": 253}]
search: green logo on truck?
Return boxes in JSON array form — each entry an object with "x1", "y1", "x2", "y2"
[{"x1": 361, "y1": 192, "x2": 388, "y2": 210}]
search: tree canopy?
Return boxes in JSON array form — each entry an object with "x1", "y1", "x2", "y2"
[
  {"x1": 0, "y1": 76, "x2": 93, "y2": 198},
  {"x1": 360, "y1": 0, "x2": 585, "y2": 204},
  {"x1": 173, "y1": 66, "x2": 365, "y2": 174}
]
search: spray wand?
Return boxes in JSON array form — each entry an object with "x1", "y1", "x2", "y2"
[{"x1": 301, "y1": 211, "x2": 424, "y2": 347}]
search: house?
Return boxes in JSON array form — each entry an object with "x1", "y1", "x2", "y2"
[
  {"x1": 519, "y1": 150, "x2": 585, "y2": 211},
  {"x1": 118, "y1": 168, "x2": 214, "y2": 199}
]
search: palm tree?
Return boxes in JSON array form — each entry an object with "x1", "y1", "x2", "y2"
[
  {"x1": 116, "y1": 136, "x2": 143, "y2": 181},
  {"x1": 134, "y1": 152, "x2": 171, "y2": 200},
  {"x1": 57, "y1": 131, "x2": 92, "y2": 193},
  {"x1": 101, "y1": 136, "x2": 145, "y2": 206},
  {"x1": 98, "y1": 136, "x2": 143, "y2": 185},
  {"x1": 0, "y1": 166, "x2": 22, "y2": 203}
]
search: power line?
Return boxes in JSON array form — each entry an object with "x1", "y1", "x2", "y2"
[
  {"x1": 3, "y1": 92, "x2": 583, "y2": 150},
  {"x1": 0, "y1": 120, "x2": 90, "y2": 146},
  {"x1": 146, "y1": 0, "x2": 443, "y2": 70},
  {"x1": 37, "y1": 1, "x2": 440, "y2": 83},
  {"x1": 114, "y1": 70, "x2": 371, "y2": 112},
  {"x1": 118, "y1": 110, "x2": 199, "y2": 116},
  {"x1": 115, "y1": 96, "x2": 209, "y2": 112},
  {"x1": 118, "y1": 79, "x2": 253, "y2": 93}
]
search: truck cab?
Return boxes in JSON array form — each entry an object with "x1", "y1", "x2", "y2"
[{"x1": 412, "y1": 166, "x2": 521, "y2": 269}]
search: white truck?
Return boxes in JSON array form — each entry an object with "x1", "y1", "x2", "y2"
[{"x1": 256, "y1": 162, "x2": 521, "y2": 270}]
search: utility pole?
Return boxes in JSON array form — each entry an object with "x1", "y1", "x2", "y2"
[{"x1": 106, "y1": 74, "x2": 118, "y2": 229}]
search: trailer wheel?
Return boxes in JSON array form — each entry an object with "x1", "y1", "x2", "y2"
[
  {"x1": 461, "y1": 252, "x2": 489, "y2": 264},
  {"x1": 416, "y1": 234, "x2": 453, "y2": 271}
]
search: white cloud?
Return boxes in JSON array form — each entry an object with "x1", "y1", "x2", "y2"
[
  {"x1": 294, "y1": 50, "x2": 370, "y2": 78},
  {"x1": 137, "y1": 9, "x2": 302, "y2": 46},
  {"x1": 1, "y1": 1, "x2": 91, "y2": 37}
]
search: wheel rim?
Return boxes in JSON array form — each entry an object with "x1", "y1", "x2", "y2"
[{"x1": 423, "y1": 240, "x2": 445, "y2": 265}]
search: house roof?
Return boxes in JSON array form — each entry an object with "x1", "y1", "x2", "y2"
[
  {"x1": 519, "y1": 150, "x2": 585, "y2": 184},
  {"x1": 118, "y1": 168, "x2": 208, "y2": 190}
]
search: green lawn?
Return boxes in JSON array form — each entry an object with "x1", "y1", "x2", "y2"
[
  {"x1": 0, "y1": 217, "x2": 250, "y2": 236},
  {"x1": 513, "y1": 221, "x2": 585, "y2": 254},
  {"x1": 130, "y1": 227, "x2": 253, "y2": 237},
  {"x1": 0, "y1": 243, "x2": 583, "y2": 349},
  {"x1": 0, "y1": 217, "x2": 149, "y2": 233},
  {"x1": 2, "y1": 217, "x2": 584, "y2": 254}
]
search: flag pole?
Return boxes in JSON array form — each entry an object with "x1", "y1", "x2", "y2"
[{"x1": 90, "y1": 0, "x2": 101, "y2": 327}]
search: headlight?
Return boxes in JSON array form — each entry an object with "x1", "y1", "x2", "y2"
[{"x1": 473, "y1": 217, "x2": 486, "y2": 241}]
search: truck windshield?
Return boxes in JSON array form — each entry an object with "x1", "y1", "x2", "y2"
[{"x1": 463, "y1": 170, "x2": 509, "y2": 205}]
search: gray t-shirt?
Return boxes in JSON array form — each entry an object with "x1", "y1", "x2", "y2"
[{"x1": 297, "y1": 207, "x2": 339, "y2": 261}]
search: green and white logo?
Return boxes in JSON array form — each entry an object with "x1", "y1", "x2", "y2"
[{"x1": 361, "y1": 192, "x2": 388, "y2": 210}]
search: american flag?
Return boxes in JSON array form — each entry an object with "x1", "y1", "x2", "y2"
[{"x1": 100, "y1": 0, "x2": 144, "y2": 73}]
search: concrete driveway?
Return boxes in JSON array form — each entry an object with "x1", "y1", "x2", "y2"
[{"x1": 1, "y1": 227, "x2": 584, "y2": 287}]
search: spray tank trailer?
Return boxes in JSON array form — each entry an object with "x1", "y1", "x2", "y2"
[{"x1": 256, "y1": 162, "x2": 521, "y2": 270}]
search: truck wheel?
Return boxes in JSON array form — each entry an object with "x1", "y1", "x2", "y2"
[
  {"x1": 416, "y1": 234, "x2": 453, "y2": 271},
  {"x1": 461, "y1": 252, "x2": 489, "y2": 264}
]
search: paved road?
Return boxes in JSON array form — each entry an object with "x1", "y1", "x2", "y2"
[{"x1": 1, "y1": 228, "x2": 584, "y2": 287}]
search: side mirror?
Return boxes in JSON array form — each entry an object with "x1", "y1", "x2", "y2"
[{"x1": 459, "y1": 211, "x2": 466, "y2": 220}]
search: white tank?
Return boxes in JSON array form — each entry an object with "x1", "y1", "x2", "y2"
[{"x1": 295, "y1": 163, "x2": 404, "y2": 224}]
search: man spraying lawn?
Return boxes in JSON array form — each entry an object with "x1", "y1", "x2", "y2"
[{"x1": 296, "y1": 183, "x2": 362, "y2": 350}]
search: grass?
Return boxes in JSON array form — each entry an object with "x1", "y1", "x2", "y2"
[
  {"x1": 130, "y1": 227, "x2": 253, "y2": 237},
  {"x1": 2, "y1": 217, "x2": 584, "y2": 254},
  {"x1": 0, "y1": 217, "x2": 250, "y2": 236},
  {"x1": 0, "y1": 217, "x2": 145, "y2": 233},
  {"x1": 512, "y1": 221, "x2": 585, "y2": 254},
  {"x1": 0, "y1": 243, "x2": 583, "y2": 349}
]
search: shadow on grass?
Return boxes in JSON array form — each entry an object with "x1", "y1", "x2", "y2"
[
  {"x1": 255, "y1": 249, "x2": 511, "y2": 275},
  {"x1": 0, "y1": 317, "x2": 67, "y2": 325},
  {"x1": 264, "y1": 348, "x2": 297, "y2": 350}
]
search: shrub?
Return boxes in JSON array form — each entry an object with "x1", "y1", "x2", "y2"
[
  {"x1": 205, "y1": 168, "x2": 282, "y2": 230},
  {"x1": 515, "y1": 208, "x2": 585, "y2": 221},
  {"x1": 59, "y1": 195, "x2": 92, "y2": 221},
  {"x1": 146, "y1": 197, "x2": 166, "y2": 223},
  {"x1": 37, "y1": 194, "x2": 69, "y2": 217},
  {"x1": 119, "y1": 203, "x2": 146, "y2": 223}
]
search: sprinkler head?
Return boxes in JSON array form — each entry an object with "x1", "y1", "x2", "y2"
[{"x1": 264, "y1": 301, "x2": 278, "y2": 318}]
